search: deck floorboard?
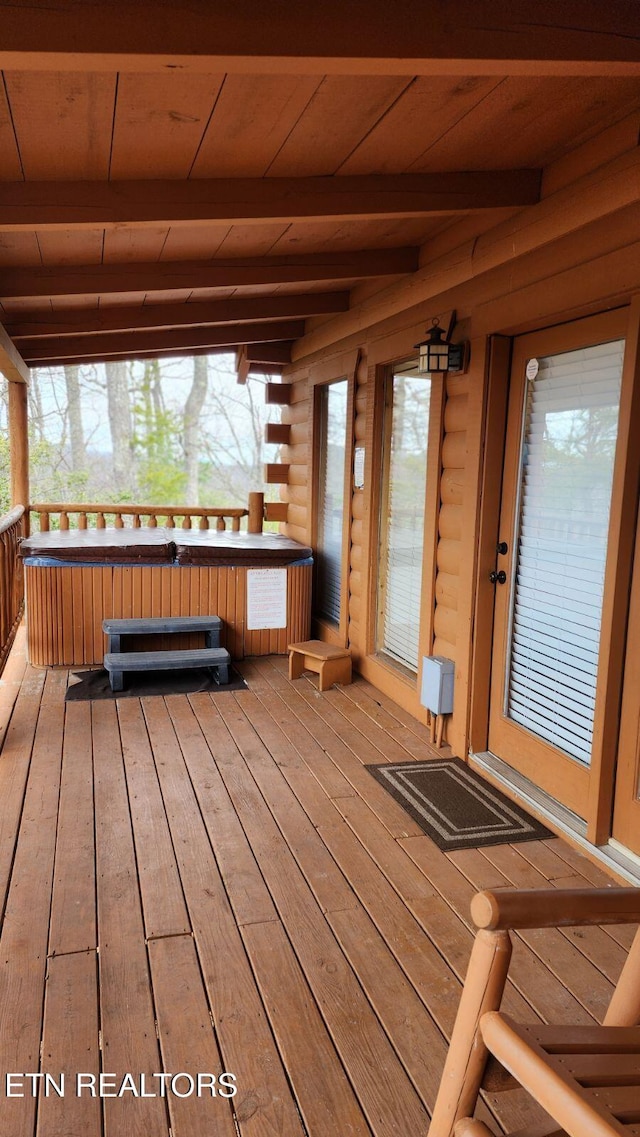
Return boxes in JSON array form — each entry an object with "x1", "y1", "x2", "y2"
[{"x1": 0, "y1": 653, "x2": 632, "y2": 1137}]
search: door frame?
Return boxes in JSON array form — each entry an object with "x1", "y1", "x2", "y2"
[
  {"x1": 308, "y1": 348, "x2": 359, "y2": 647},
  {"x1": 470, "y1": 300, "x2": 640, "y2": 844}
]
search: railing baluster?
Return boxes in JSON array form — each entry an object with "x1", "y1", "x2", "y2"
[
  {"x1": 216, "y1": 517, "x2": 225, "y2": 531},
  {"x1": 115, "y1": 513, "x2": 124, "y2": 529},
  {"x1": 97, "y1": 513, "x2": 105, "y2": 529},
  {"x1": 40, "y1": 512, "x2": 49, "y2": 532},
  {"x1": 79, "y1": 512, "x2": 87, "y2": 530},
  {"x1": 60, "y1": 511, "x2": 69, "y2": 530}
]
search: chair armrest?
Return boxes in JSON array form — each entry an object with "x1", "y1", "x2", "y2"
[{"x1": 471, "y1": 887, "x2": 640, "y2": 930}]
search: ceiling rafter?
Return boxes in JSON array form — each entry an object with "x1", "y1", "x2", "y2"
[
  {"x1": 0, "y1": 0, "x2": 638, "y2": 75},
  {"x1": 0, "y1": 324, "x2": 29, "y2": 383},
  {"x1": 17, "y1": 321, "x2": 301, "y2": 365},
  {"x1": 0, "y1": 172, "x2": 541, "y2": 232},
  {"x1": 4, "y1": 292, "x2": 350, "y2": 339},
  {"x1": 0, "y1": 248, "x2": 418, "y2": 302}
]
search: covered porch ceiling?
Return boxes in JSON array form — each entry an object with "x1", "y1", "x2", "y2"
[{"x1": 0, "y1": 1, "x2": 639, "y2": 381}]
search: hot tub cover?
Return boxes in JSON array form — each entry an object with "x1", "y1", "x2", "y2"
[
  {"x1": 171, "y1": 530, "x2": 313, "y2": 566},
  {"x1": 20, "y1": 527, "x2": 313, "y2": 567},
  {"x1": 20, "y1": 527, "x2": 175, "y2": 563}
]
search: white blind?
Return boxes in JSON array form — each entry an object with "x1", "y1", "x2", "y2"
[
  {"x1": 506, "y1": 340, "x2": 624, "y2": 765},
  {"x1": 379, "y1": 365, "x2": 431, "y2": 671},
  {"x1": 316, "y1": 380, "x2": 348, "y2": 625}
]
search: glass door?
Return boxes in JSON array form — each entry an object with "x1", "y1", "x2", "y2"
[{"x1": 488, "y1": 316, "x2": 625, "y2": 819}]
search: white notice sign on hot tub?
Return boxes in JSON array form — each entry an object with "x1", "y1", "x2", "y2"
[{"x1": 246, "y1": 568, "x2": 288, "y2": 630}]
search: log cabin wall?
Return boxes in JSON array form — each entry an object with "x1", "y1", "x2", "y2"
[{"x1": 273, "y1": 110, "x2": 640, "y2": 757}]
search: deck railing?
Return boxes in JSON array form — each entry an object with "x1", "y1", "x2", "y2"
[
  {"x1": 30, "y1": 492, "x2": 265, "y2": 534},
  {"x1": 0, "y1": 505, "x2": 25, "y2": 673}
]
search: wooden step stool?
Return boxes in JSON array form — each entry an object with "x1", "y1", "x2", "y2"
[{"x1": 288, "y1": 639, "x2": 352, "y2": 692}]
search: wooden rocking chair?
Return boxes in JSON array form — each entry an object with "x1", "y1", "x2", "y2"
[{"x1": 429, "y1": 887, "x2": 640, "y2": 1137}]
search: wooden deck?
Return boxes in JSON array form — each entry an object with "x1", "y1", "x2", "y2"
[{"x1": 0, "y1": 631, "x2": 634, "y2": 1137}]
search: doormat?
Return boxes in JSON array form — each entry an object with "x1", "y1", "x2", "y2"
[
  {"x1": 65, "y1": 666, "x2": 248, "y2": 701},
  {"x1": 367, "y1": 758, "x2": 552, "y2": 851}
]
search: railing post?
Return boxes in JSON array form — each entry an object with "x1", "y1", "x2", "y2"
[
  {"x1": 8, "y1": 380, "x2": 29, "y2": 535},
  {"x1": 248, "y1": 492, "x2": 264, "y2": 534}
]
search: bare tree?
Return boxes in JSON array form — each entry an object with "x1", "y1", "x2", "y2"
[
  {"x1": 63, "y1": 364, "x2": 86, "y2": 469},
  {"x1": 183, "y1": 355, "x2": 208, "y2": 505},
  {"x1": 105, "y1": 361, "x2": 133, "y2": 491}
]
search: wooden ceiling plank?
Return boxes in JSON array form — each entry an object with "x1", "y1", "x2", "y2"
[
  {"x1": 0, "y1": 79, "x2": 25, "y2": 180},
  {"x1": 0, "y1": 323, "x2": 29, "y2": 382},
  {"x1": 207, "y1": 223, "x2": 295, "y2": 259},
  {"x1": 0, "y1": 1, "x2": 638, "y2": 76},
  {"x1": 109, "y1": 72, "x2": 225, "y2": 179},
  {"x1": 264, "y1": 75, "x2": 414, "y2": 177},
  {"x1": 408, "y1": 76, "x2": 640, "y2": 172},
  {"x1": 102, "y1": 227, "x2": 171, "y2": 263},
  {"x1": 36, "y1": 229, "x2": 103, "y2": 266},
  {"x1": 0, "y1": 171, "x2": 541, "y2": 230},
  {"x1": 0, "y1": 232, "x2": 43, "y2": 267},
  {"x1": 264, "y1": 216, "x2": 443, "y2": 256},
  {"x1": 18, "y1": 320, "x2": 306, "y2": 362},
  {"x1": 0, "y1": 247, "x2": 418, "y2": 300},
  {"x1": 191, "y1": 74, "x2": 322, "y2": 178},
  {"x1": 6, "y1": 291, "x2": 349, "y2": 337},
  {"x1": 338, "y1": 75, "x2": 504, "y2": 175},
  {"x1": 3, "y1": 71, "x2": 116, "y2": 179}
]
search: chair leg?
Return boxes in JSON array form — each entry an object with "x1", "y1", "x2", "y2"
[
  {"x1": 454, "y1": 1121, "x2": 497, "y2": 1137},
  {"x1": 604, "y1": 924, "x2": 640, "y2": 1026},
  {"x1": 429, "y1": 930, "x2": 512, "y2": 1137}
]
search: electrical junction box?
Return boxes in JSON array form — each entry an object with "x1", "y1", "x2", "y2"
[{"x1": 420, "y1": 656, "x2": 454, "y2": 715}]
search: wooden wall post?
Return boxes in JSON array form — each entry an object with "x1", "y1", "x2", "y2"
[
  {"x1": 247, "y1": 491, "x2": 264, "y2": 533},
  {"x1": 8, "y1": 379, "x2": 29, "y2": 531}
]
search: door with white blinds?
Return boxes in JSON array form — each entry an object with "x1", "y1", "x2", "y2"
[
  {"x1": 489, "y1": 314, "x2": 626, "y2": 820},
  {"x1": 377, "y1": 361, "x2": 431, "y2": 671},
  {"x1": 315, "y1": 379, "x2": 348, "y2": 626}
]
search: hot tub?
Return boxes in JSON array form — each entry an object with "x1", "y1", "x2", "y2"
[{"x1": 21, "y1": 528, "x2": 313, "y2": 667}]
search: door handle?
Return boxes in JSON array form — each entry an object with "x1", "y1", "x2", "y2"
[{"x1": 489, "y1": 570, "x2": 507, "y2": 585}]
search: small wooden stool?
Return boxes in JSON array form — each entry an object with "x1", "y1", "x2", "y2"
[{"x1": 288, "y1": 640, "x2": 352, "y2": 692}]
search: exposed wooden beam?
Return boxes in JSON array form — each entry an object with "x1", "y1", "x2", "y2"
[
  {"x1": 294, "y1": 146, "x2": 640, "y2": 361},
  {"x1": 5, "y1": 292, "x2": 350, "y2": 339},
  {"x1": 0, "y1": 324, "x2": 29, "y2": 383},
  {"x1": 245, "y1": 344, "x2": 292, "y2": 365},
  {"x1": 18, "y1": 321, "x2": 304, "y2": 364},
  {"x1": 265, "y1": 423, "x2": 291, "y2": 445},
  {"x1": 235, "y1": 347, "x2": 250, "y2": 386},
  {"x1": 247, "y1": 364, "x2": 284, "y2": 377},
  {"x1": 0, "y1": 172, "x2": 541, "y2": 231},
  {"x1": 0, "y1": 1, "x2": 637, "y2": 76},
  {"x1": 0, "y1": 248, "x2": 418, "y2": 302},
  {"x1": 30, "y1": 345, "x2": 245, "y2": 368}
]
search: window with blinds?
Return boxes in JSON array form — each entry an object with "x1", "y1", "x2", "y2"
[
  {"x1": 315, "y1": 379, "x2": 348, "y2": 625},
  {"x1": 377, "y1": 361, "x2": 431, "y2": 671},
  {"x1": 506, "y1": 339, "x2": 624, "y2": 765}
]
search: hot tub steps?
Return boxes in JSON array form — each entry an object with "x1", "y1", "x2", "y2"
[
  {"x1": 102, "y1": 615, "x2": 222, "y2": 652},
  {"x1": 101, "y1": 615, "x2": 229, "y2": 691},
  {"x1": 104, "y1": 647, "x2": 230, "y2": 692}
]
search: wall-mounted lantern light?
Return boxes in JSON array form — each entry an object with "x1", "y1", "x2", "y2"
[{"x1": 415, "y1": 315, "x2": 469, "y2": 374}]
